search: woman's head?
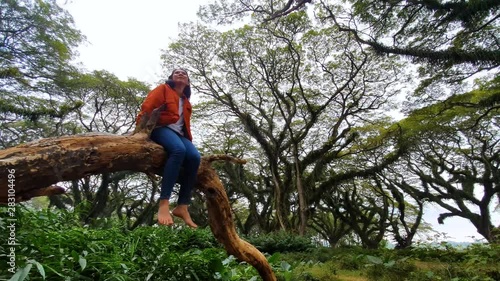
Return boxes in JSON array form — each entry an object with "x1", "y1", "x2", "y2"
[{"x1": 166, "y1": 68, "x2": 191, "y2": 99}]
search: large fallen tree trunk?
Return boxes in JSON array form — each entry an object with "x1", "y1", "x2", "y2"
[{"x1": 0, "y1": 109, "x2": 277, "y2": 281}]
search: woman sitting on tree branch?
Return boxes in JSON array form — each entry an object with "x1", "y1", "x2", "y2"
[{"x1": 136, "y1": 69, "x2": 200, "y2": 228}]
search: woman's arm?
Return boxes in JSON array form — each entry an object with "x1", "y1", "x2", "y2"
[{"x1": 140, "y1": 84, "x2": 165, "y2": 114}]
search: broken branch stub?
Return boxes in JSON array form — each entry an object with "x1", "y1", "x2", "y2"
[{"x1": 133, "y1": 104, "x2": 166, "y2": 136}]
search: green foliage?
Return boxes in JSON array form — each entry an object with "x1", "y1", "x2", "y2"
[
  {"x1": 0, "y1": 0, "x2": 85, "y2": 142},
  {"x1": 336, "y1": 253, "x2": 368, "y2": 271},
  {"x1": 0, "y1": 0, "x2": 83, "y2": 87},
  {"x1": 464, "y1": 243, "x2": 500, "y2": 265},
  {"x1": 388, "y1": 78, "x2": 500, "y2": 243},
  {"x1": 459, "y1": 244, "x2": 500, "y2": 280},
  {"x1": 2, "y1": 208, "x2": 498, "y2": 281},
  {"x1": 0, "y1": 208, "x2": 224, "y2": 280},
  {"x1": 397, "y1": 77, "x2": 499, "y2": 140},
  {"x1": 364, "y1": 255, "x2": 416, "y2": 281},
  {"x1": 0, "y1": 1, "x2": 148, "y2": 149},
  {"x1": 403, "y1": 242, "x2": 468, "y2": 262},
  {"x1": 291, "y1": 261, "x2": 341, "y2": 281},
  {"x1": 244, "y1": 231, "x2": 315, "y2": 254},
  {"x1": 0, "y1": 208, "x2": 300, "y2": 281}
]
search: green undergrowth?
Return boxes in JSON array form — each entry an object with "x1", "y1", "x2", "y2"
[
  {"x1": 0, "y1": 207, "x2": 292, "y2": 281},
  {"x1": 278, "y1": 244, "x2": 500, "y2": 281},
  {"x1": 1, "y1": 207, "x2": 499, "y2": 281},
  {"x1": 243, "y1": 231, "x2": 316, "y2": 254}
]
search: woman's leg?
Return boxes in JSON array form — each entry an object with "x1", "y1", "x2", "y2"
[
  {"x1": 177, "y1": 138, "x2": 201, "y2": 204},
  {"x1": 150, "y1": 127, "x2": 186, "y2": 225},
  {"x1": 172, "y1": 137, "x2": 200, "y2": 228}
]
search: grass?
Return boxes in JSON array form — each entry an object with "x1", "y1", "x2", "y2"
[
  {"x1": 336, "y1": 270, "x2": 368, "y2": 281},
  {"x1": 413, "y1": 260, "x2": 446, "y2": 271}
]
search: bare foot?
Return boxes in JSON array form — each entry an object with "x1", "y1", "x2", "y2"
[
  {"x1": 172, "y1": 205, "x2": 198, "y2": 228},
  {"x1": 158, "y1": 200, "x2": 174, "y2": 226}
]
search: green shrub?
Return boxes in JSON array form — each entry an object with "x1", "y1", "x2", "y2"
[
  {"x1": 336, "y1": 253, "x2": 367, "y2": 270},
  {"x1": 364, "y1": 255, "x2": 417, "y2": 281},
  {"x1": 287, "y1": 260, "x2": 340, "y2": 281},
  {"x1": 407, "y1": 270, "x2": 442, "y2": 281},
  {"x1": 0, "y1": 207, "x2": 229, "y2": 280},
  {"x1": 280, "y1": 247, "x2": 334, "y2": 264},
  {"x1": 131, "y1": 225, "x2": 219, "y2": 251},
  {"x1": 3, "y1": 207, "x2": 498, "y2": 281},
  {"x1": 2, "y1": 207, "x2": 303, "y2": 281},
  {"x1": 244, "y1": 231, "x2": 315, "y2": 254},
  {"x1": 309, "y1": 247, "x2": 335, "y2": 263},
  {"x1": 405, "y1": 243, "x2": 468, "y2": 262},
  {"x1": 464, "y1": 243, "x2": 500, "y2": 265}
]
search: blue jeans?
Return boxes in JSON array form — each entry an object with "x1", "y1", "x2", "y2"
[{"x1": 150, "y1": 127, "x2": 201, "y2": 204}]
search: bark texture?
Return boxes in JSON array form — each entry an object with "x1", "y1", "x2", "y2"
[
  {"x1": 0, "y1": 133, "x2": 164, "y2": 202},
  {"x1": 0, "y1": 109, "x2": 277, "y2": 281}
]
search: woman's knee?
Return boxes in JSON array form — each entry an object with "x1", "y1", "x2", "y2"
[
  {"x1": 185, "y1": 149, "x2": 201, "y2": 164},
  {"x1": 169, "y1": 145, "x2": 187, "y2": 158}
]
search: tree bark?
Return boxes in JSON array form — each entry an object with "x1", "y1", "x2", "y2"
[
  {"x1": 293, "y1": 146, "x2": 307, "y2": 236},
  {"x1": 0, "y1": 110, "x2": 277, "y2": 281}
]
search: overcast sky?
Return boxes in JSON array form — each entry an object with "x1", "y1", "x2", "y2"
[
  {"x1": 60, "y1": 0, "x2": 208, "y2": 85},
  {"x1": 58, "y1": 0, "x2": 498, "y2": 243}
]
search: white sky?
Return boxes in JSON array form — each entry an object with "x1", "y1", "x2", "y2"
[
  {"x1": 60, "y1": 0, "x2": 208, "y2": 86},
  {"x1": 58, "y1": 0, "x2": 498, "y2": 243}
]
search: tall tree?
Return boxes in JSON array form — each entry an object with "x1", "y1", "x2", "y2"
[
  {"x1": 163, "y1": 12, "x2": 405, "y2": 234},
  {"x1": 376, "y1": 168, "x2": 427, "y2": 248},
  {"x1": 0, "y1": 0, "x2": 85, "y2": 147},
  {"x1": 392, "y1": 78, "x2": 499, "y2": 242},
  {"x1": 329, "y1": 178, "x2": 391, "y2": 249},
  {"x1": 197, "y1": 0, "x2": 499, "y2": 243},
  {"x1": 193, "y1": 117, "x2": 275, "y2": 232},
  {"x1": 198, "y1": 0, "x2": 499, "y2": 105}
]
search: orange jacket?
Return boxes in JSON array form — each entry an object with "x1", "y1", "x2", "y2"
[{"x1": 136, "y1": 84, "x2": 193, "y2": 141}]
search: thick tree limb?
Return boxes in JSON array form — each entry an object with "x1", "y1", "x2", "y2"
[
  {"x1": 0, "y1": 132, "x2": 164, "y2": 202},
  {"x1": 0, "y1": 107, "x2": 277, "y2": 281},
  {"x1": 199, "y1": 156, "x2": 276, "y2": 280}
]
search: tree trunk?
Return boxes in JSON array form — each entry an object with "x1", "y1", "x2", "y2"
[
  {"x1": 271, "y1": 167, "x2": 287, "y2": 231},
  {"x1": 0, "y1": 109, "x2": 277, "y2": 281},
  {"x1": 293, "y1": 146, "x2": 307, "y2": 236}
]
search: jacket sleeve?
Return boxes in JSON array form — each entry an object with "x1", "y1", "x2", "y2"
[{"x1": 140, "y1": 84, "x2": 165, "y2": 114}]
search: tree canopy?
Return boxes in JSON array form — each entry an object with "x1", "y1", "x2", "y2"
[
  {"x1": 199, "y1": 0, "x2": 500, "y2": 104},
  {"x1": 1, "y1": 0, "x2": 499, "y2": 251}
]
